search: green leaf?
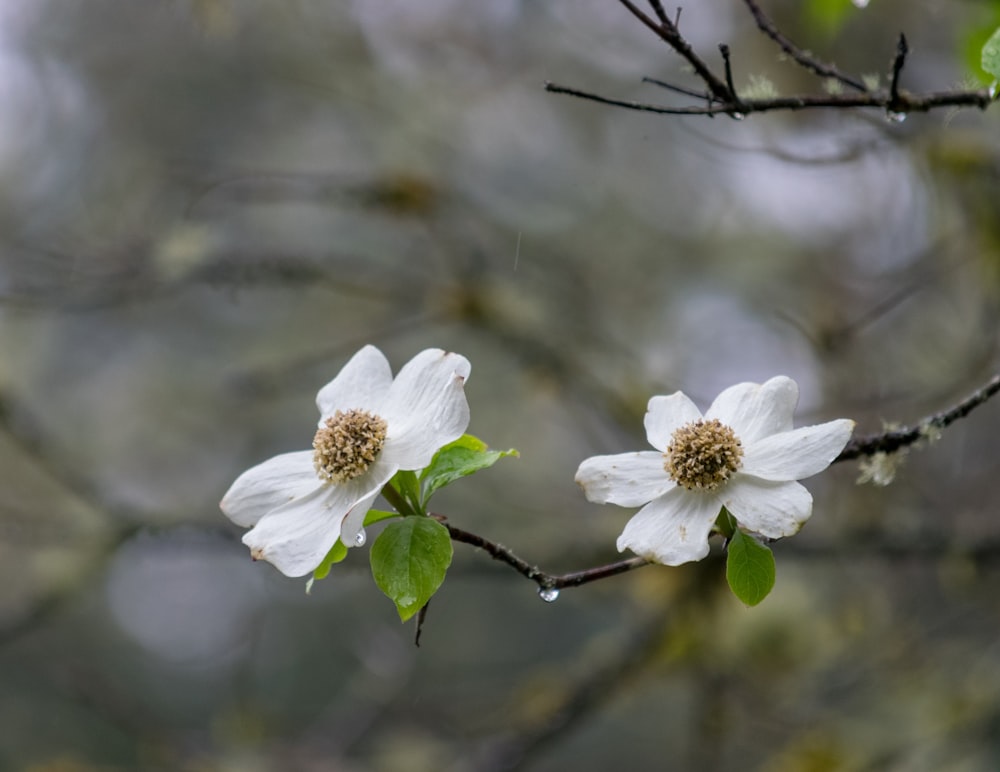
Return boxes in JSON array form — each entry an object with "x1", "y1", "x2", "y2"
[
  {"x1": 982, "y1": 26, "x2": 1000, "y2": 79},
  {"x1": 726, "y1": 529, "x2": 776, "y2": 607},
  {"x1": 364, "y1": 508, "x2": 401, "y2": 526},
  {"x1": 385, "y1": 469, "x2": 422, "y2": 516},
  {"x1": 312, "y1": 539, "x2": 348, "y2": 582},
  {"x1": 419, "y1": 434, "x2": 518, "y2": 505},
  {"x1": 370, "y1": 517, "x2": 453, "y2": 622}
]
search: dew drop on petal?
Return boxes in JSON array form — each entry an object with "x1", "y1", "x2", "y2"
[
  {"x1": 885, "y1": 110, "x2": 906, "y2": 123},
  {"x1": 538, "y1": 587, "x2": 560, "y2": 603},
  {"x1": 355, "y1": 530, "x2": 367, "y2": 547}
]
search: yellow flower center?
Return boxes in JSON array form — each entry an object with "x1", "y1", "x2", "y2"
[
  {"x1": 313, "y1": 409, "x2": 388, "y2": 484},
  {"x1": 665, "y1": 418, "x2": 743, "y2": 491}
]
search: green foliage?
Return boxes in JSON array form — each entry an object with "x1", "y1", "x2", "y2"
[
  {"x1": 982, "y1": 26, "x2": 1000, "y2": 79},
  {"x1": 726, "y1": 529, "x2": 776, "y2": 606},
  {"x1": 312, "y1": 538, "x2": 348, "y2": 582},
  {"x1": 364, "y1": 508, "x2": 403, "y2": 526},
  {"x1": 386, "y1": 469, "x2": 422, "y2": 516},
  {"x1": 419, "y1": 434, "x2": 518, "y2": 506},
  {"x1": 370, "y1": 517, "x2": 453, "y2": 621}
]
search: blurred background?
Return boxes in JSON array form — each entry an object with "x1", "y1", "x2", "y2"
[{"x1": 1, "y1": 0, "x2": 999, "y2": 769}]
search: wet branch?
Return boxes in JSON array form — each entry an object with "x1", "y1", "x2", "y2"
[
  {"x1": 442, "y1": 522, "x2": 650, "y2": 592},
  {"x1": 547, "y1": 0, "x2": 997, "y2": 119},
  {"x1": 836, "y1": 373, "x2": 1000, "y2": 462}
]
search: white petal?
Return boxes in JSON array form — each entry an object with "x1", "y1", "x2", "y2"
[
  {"x1": 315, "y1": 345, "x2": 393, "y2": 420},
  {"x1": 337, "y1": 488, "x2": 381, "y2": 549},
  {"x1": 644, "y1": 392, "x2": 703, "y2": 451},
  {"x1": 241, "y1": 486, "x2": 349, "y2": 577},
  {"x1": 742, "y1": 419, "x2": 855, "y2": 481},
  {"x1": 706, "y1": 376, "x2": 798, "y2": 443},
  {"x1": 720, "y1": 476, "x2": 813, "y2": 538},
  {"x1": 380, "y1": 349, "x2": 471, "y2": 470},
  {"x1": 240, "y1": 461, "x2": 398, "y2": 577},
  {"x1": 220, "y1": 451, "x2": 319, "y2": 527},
  {"x1": 616, "y1": 488, "x2": 721, "y2": 565},
  {"x1": 575, "y1": 451, "x2": 674, "y2": 507}
]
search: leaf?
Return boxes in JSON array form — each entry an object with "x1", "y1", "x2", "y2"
[
  {"x1": 312, "y1": 539, "x2": 348, "y2": 582},
  {"x1": 364, "y1": 508, "x2": 401, "y2": 526},
  {"x1": 419, "y1": 434, "x2": 518, "y2": 504},
  {"x1": 385, "y1": 469, "x2": 422, "y2": 516},
  {"x1": 726, "y1": 529, "x2": 776, "y2": 607},
  {"x1": 982, "y1": 26, "x2": 1000, "y2": 79},
  {"x1": 370, "y1": 517, "x2": 453, "y2": 622}
]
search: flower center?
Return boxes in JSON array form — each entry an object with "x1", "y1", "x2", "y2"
[
  {"x1": 313, "y1": 409, "x2": 388, "y2": 484},
  {"x1": 665, "y1": 418, "x2": 744, "y2": 491}
]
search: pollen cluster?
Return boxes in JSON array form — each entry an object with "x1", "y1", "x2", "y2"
[
  {"x1": 665, "y1": 418, "x2": 743, "y2": 491},
  {"x1": 313, "y1": 408, "x2": 388, "y2": 484}
]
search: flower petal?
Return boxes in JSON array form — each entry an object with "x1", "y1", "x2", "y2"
[
  {"x1": 575, "y1": 451, "x2": 674, "y2": 507},
  {"x1": 720, "y1": 476, "x2": 813, "y2": 538},
  {"x1": 220, "y1": 451, "x2": 319, "y2": 527},
  {"x1": 240, "y1": 460, "x2": 399, "y2": 576},
  {"x1": 380, "y1": 349, "x2": 471, "y2": 470},
  {"x1": 706, "y1": 376, "x2": 799, "y2": 443},
  {"x1": 241, "y1": 486, "x2": 349, "y2": 577},
  {"x1": 337, "y1": 487, "x2": 381, "y2": 549},
  {"x1": 616, "y1": 487, "x2": 721, "y2": 565},
  {"x1": 644, "y1": 392, "x2": 703, "y2": 451},
  {"x1": 742, "y1": 418, "x2": 855, "y2": 481},
  {"x1": 315, "y1": 345, "x2": 394, "y2": 420}
]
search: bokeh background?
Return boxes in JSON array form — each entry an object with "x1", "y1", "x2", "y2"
[{"x1": 1, "y1": 1, "x2": 1000, "y2": 769}]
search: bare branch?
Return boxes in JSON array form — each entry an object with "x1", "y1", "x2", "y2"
[
  {"x1": 836, "y1": 373, "x2": 1000, "y2": 462},
  {"x1": 741, "y1": 0, "x2": 867, "y2": 92},
  {"x1": 545, "y1": 81, "x2": 995, "y2": 117},
  {"x1": 550, "y1": 2, "x2": 997, "y2": 119},
  {"x1": 443, "y1": 522, "x2": 650, "y2": 591}
]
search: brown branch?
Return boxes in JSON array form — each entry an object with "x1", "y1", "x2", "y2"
[
  {"x1": 888, "y1": 33, "x2": 909, "y2": 113},
  {"x1": 443, "y1": 522, "x2": 649, "y2": 592},
  {"x1": 550, "y1": 2, "x2": 997, "y2": 120},
  {"x1": 544, "y1": 81, "x2": 995, "y2": 117},
  {"x1": 741, "y1": 0, "x2": 867, "y2": 92},
  {"x1": 615, "y1": 0, "x2": 733, "y2": 102},
  {"x1": 836, "y1": 373, "x2": 1000, "y2": 462}
]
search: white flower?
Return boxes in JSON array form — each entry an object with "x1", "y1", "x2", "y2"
[
  {"x1": 221, "y1": 345, "x2": 471, "y2": 577},
  {"x1": 575, "y1": 376, "x2": 854, "y2": 566}
]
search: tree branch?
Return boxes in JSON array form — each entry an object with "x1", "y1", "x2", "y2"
[
  {"x1": 442, "y1": 522, "x2": 650, "y2": 592},
  {"x1": 548, "y1": 2, "x2": 997, "y2": 119},
  {"x1": 741, "y1": 0, "x2": 867, "y2": 92},
  {"x1": 836, "y1": 373, "x2": 1000, "y2": 462},
  {"x1": 544, "y1": 81, "x2": 995, "y2": 117}
]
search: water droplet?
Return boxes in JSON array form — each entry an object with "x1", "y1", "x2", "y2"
[
  {"x1": 885, "y1": 110, "x2": 906, "y2": 124},
  {"x1": 730, "y1": 112, "x2": 745, "y2": 121},
  {"x1": 989, "y1": 82, "x2": 997, "y2": 100},
  {"x1": 538, "y1": 586, "x2": 560, "y2": 603},
  {"x1": 354, "y1": 530, "x2": 367, "y2": 547}
]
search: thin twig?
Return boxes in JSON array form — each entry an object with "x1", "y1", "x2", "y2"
[
  {"x1": 888, "y1": 33, "x2": 909, "y2": 112},
  {"x1": 642, "y1": 76, "x2": 712, "y2": 101},
  {"x1": 615, "y1": 0, "x2": 732, "y2": 101},
  {"x1": 647, "y1": 0, "x2": 669, "y2": 26},
  {"x1": 836, "y1": 373, "x2": 1000, "y2": 462},
  {"x1": 444, "y1": 523, "x2": 649, "y2": 591},
  {"x1": 718, "y1": 44, "x2": 741, "y2": 112},
  {"x1": 544, "y1": 81, "x2": 995, "y2": 116},
  {"x1": 741, "y1": 0, "x2": 867, "y2": 92}
]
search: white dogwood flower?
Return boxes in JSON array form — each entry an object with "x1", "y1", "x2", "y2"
[
  {"x1": 575, "y1": 376, "x2": 854, "y2": 566},
  {"x1": 221, "y1": 346, "x2": 471, "y2": 577}
]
